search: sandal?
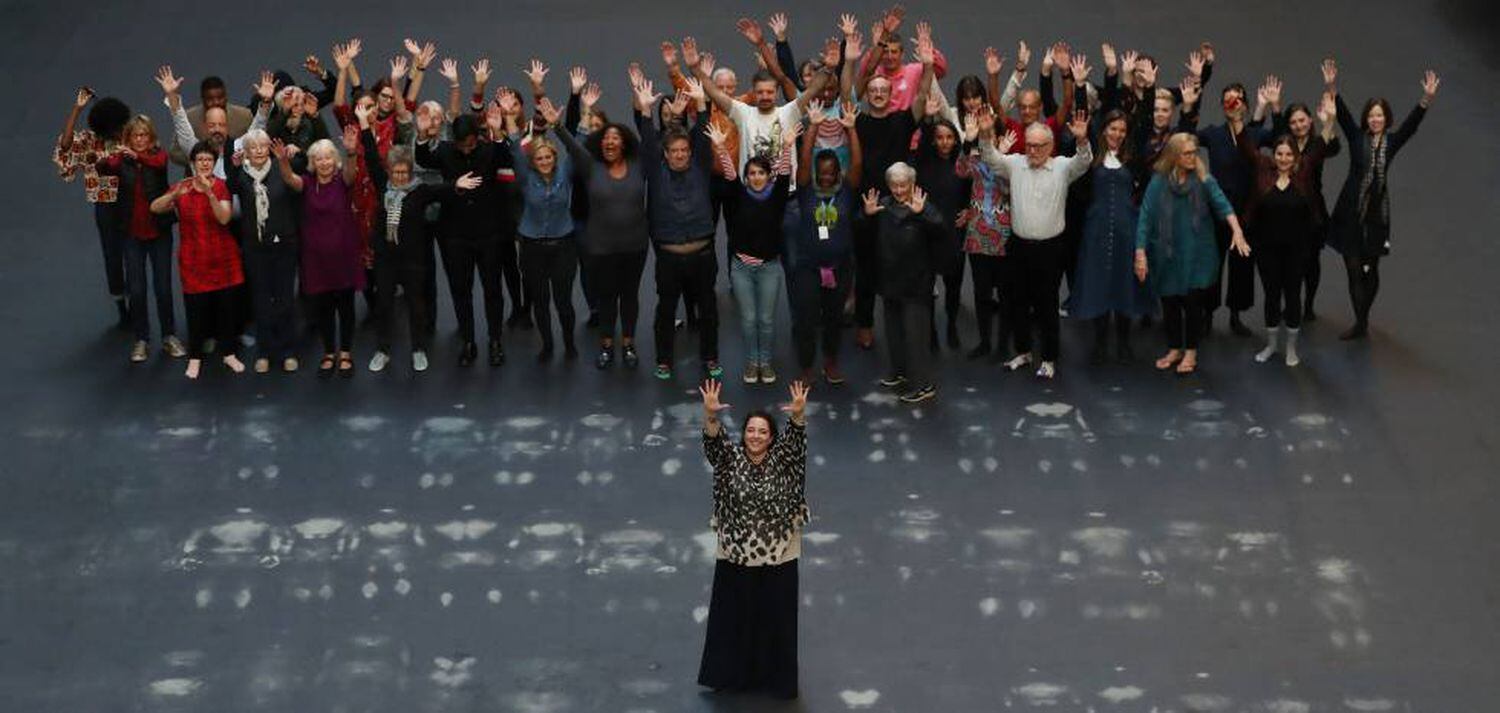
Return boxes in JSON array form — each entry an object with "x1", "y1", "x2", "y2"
[
  {"x1": 1154, "y1": 350, "x2": 1182, "y2": 371},
  {"x1": 318, "y1": 354, "x2": 336, "y2": 378},
  {"x1": 1175, "y1": 352, "x2": 1198, "y2": 375},
  {"x1": 338, "y1": 352, "x2": 355, "y2": 378}
]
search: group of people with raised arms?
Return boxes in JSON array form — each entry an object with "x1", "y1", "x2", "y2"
[{"x1": 56, "y1": 7, "x2": 1438, "y2": 395}]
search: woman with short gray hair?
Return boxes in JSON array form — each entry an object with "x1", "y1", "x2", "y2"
[{"x1": 227, "y1": 128, "x2": 302, "y2": 372}]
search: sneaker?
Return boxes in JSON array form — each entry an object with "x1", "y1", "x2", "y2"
[
  {"x1": 596, "y1": 346, "x2": 614, "y2": 369},
  {"x1": 878, "y1": 374, "x2": 908, "y2": 389},
  {"x1": 743, "y1": 365, "x2": 760, "y2": 385},
  {"x1": 282, "y1": 357, "x2": 300, "y2": 372},
  {"x1": 129, "y1": 341, "x2": 148, "y2": 363},
  {"x1": 704, "y1": 361, "x2": 724, "y2": 379},
  {"x1": 163, "y1": 335, "x2": 187, "y2": 358},
  {"x1": 239, "y1": 332, "x2": 257, "y2": 349},
  {"x1": 822, "y1": 360, "x2": 846, "y2": 386},
  {"x1": 1035, "y1": 361, "x2": 1056, "y2": 380},
  {"x1": 654, "y1": 364, "x2": 673, "y2": 380},
  {"x1": 369, "y1": 351, "x2": 391, "y2": 372},
  {"x1": 759, "y1": 363, "x2": 777, "y2": 384},
  {"x1": 253, "y1": 358, "x2": 271, "y2": 373},
  {"x1": 1003, "y1": 353, "x2": 1033, "y2": 372},
  {"x1": 412, "y1": 351, "x2": 429, "y2": 372},
  {"x1": 621, "y1": 344, "x2": 640, "y2": 369},
  {"x1": 899, "y1": 385, "x2": 936, "y2": 404}
]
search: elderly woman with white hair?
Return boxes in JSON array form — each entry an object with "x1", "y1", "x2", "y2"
[
  {"x1": 227, "y1": 128, "x2": 302, "y2": 372},
  {"x1": 860, "y1": 161, "x2": 947, "y2": 404},
  {"x1": 978, "y1": 110, "x2": 1093, "y2": 380},
  {"x1": 276, "y1": 118, "x2": 364, "y2": 377}
]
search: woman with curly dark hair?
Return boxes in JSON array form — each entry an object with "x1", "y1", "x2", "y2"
[{"x1": 54, "y1": 87, "x2": 132, "y2": 327}]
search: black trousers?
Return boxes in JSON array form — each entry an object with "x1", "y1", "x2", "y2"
[
  {"x1": 520, "y1": 237, "x2": 578, "y2": 351},
  {"x1": 1208, "y1": 220, "x2": 1256, "y2": 313},
  {"x1": 1256, "y1": 240, "x2": 1307, "y2": 329},
  {"x1": 883, "y1": 295, "x2": 934, "y2": 388},
  {"x1": 1008, "y1": 237, "x2": 1065, "y2": 362},
  {"x1": 698, "y1": 558, "x2": 799, "y2": 700},
  {"x1": 423, "y1": 217, "x2": 440, "y2": 336},
  {"x1": 1304, "y1": 223, "x2": 1327, "y2": 313},
  {"x1": 937, "y1": 238, "x2": 965, "y2": 332},
  {"x1": 789, "y1": 262, "x2": 851, "y2": 370},
  {"x1": 585, "y1": 250, "x2": 646, "y2": 343},
  {"x1": 1344, "y1": 253, "x2": 1382, "y2": 327},
  {"x1": 244, "y1": 240, "x2": 298, "y2": 360},
  {"x1": 124, "y1": 235, "x2": 176, "y2": 342},
  {"x1": 968, "y1": 253, "x2": 1007, "y2": 350},
  {"x1": 499, "y1": 234, "x2": 526, "y2": 317},
  {"x1": 654, "y1": 244, "x2": 719, "y2": 365},
  {"x1": 1161, "y1": 288, "x2": 1210, "y2": 350},
  {"x1": 309, "y1": 289, "x2": 355, "y2": 353},
  {"x1": 853, "y1": 221, "x2": 879, "y2": 329},
  {"x1": 374, "y1": 252, "x2": 431, "y2": 353},
  {"x1": 439, "y1": 235, "x2": 506, "y2": 344},
  {"x1": 94, "y1": 202, "x2": 127, "y2": 298},
  {"x1": 184, "y1": 287, "x2": 241, "y2": 359}
]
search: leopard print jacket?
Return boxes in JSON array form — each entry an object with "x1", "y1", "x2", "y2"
[{"x1": 703, "y1": 420, "x2": 809, "y2": 566}]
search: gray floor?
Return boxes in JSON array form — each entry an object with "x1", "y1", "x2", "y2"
[{"x1": 2, "y1": 1, "x2": 1498, "y2": 711}]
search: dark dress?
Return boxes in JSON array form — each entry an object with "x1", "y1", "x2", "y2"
[
  {"x1": 299, "y1": 175, "x2": 366, "y2": 295},
  {"x1": 1071, "y1": 157, "x2": 1152, "y2": 319},
  {"x1": 1327, "y1": 94, "x2": 1426, "y2": 263}
]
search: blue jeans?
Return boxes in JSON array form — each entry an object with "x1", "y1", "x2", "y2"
[
  {"x1": 124, "y1": 235, "x2": 176, "y2": 342},
  {"x1": 729, "y1": 257, "x2": 784, "y2": 366}
]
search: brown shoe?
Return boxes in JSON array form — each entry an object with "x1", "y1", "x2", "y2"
[
  {"x1": 822, "y1": 360, "x2": 846, "y2": 385},
  {"x1": 855, "y1": 327, "x2": 874, "y2": 350}
]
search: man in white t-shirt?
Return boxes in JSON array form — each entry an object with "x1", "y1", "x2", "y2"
[{"x1": 682, "y1": 36, "x2": 832, "y2": 178}]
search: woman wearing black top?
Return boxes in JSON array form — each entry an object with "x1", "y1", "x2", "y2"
[
  {"x1": 912, "y1": 116, "x2": 970, "y2": 351},
  {"x1": 1266, "y1": 94, "x2": 1340, "y2": 322},
  {"x1": 227, "y1": 129, "x2": 301, "y2": 373},
  {"x1": 862, "y1": 162, "x2": 947, "y2": 404},
  {"x1": 697, "y1": 378, "x2": 810, "y2": 701},
  {"x1": 709, "y1": 120, "x2": 797, "y2": 385},
  {"x1": 1322, "y1": 59, "x2": 1439, "y2": 340}
]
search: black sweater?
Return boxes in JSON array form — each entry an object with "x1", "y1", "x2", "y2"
[
  {"x1": 721, "y1": 175, "x2": 791, "y2": 260},
  {"x1": 862, "y1": 198, "x2": 947, "y2": 300}
]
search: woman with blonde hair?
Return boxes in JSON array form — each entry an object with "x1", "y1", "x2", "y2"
[
  {"x1": 1134, "y1": 132, "x2": 1248, "y2": 374},
  {"x1": 97, "y1": 114, "x2": 183, "y2": 362}
]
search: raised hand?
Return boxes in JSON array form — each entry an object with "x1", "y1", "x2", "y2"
[
  {"x1": 1421, "y1": 70, "x2": 1440, "y2": 102},
  {"x1": 345, "y1": 38, "x2": 363, "y2": 61},
  {"x1": 914, "y1": 20, "x2": 931, "y2": 44},
  {"x1": 332, "y1": 43, "x2": 350, "y2": 71},
  {"x1": 882, "y1": 4, "x2": 906, "y2": 34},
  {"x1": 155, "y1": 65, "x2": 182, "y2": 95},
  {"x1": 1053, "y1": 42, "x2": 1073, "y2": 74},
  {"x1": 417, "y1": 42, "x2": 437, "y2": 70},
  {"x1": 908, "y1": 185, "x2": 927, "y2": 213},
  {"x1": 705, "y1": 122, "x2": 729, "y2": 147},
  {"x1": 768, "y1": 12, "x2": 789, "y2": 41},
  {"x1": 525, "y1": 59, "x2": 549, "y2": 88},
  {"x1": 581, "y1": 82, "x2": 602, "y2": 109},
  {"x1": 404, "y1": 38, "x2": 421, "y2": 56},
  {"x1": 75, "y1": 86, "x2": 94, "y2": 108},
  {"x1": 699, "y1": 379, "x2": 730, "y2": 416},
  {"x1": 627, "y1": 62, "x2": 645, "y2": 90},
  {"x1": 1120, "y1": 49, "x2": 1139, "y2": 77},
  {"x1": 736, "y1": 17, "x2": 764, "y2": 45},
  {"x1": 780, "y1": 119, "x2": 803, "y2": 148},
  {"x1": 665, "y1": 92, "x2": 690, "y2": 119},
  {"x1": 1070, "y1": 54, "x2": 1091, "y2": 84},
  {"x1": 484, "y1": 102, "x2": 505, "y2": 135},
  {"x1": 821, "y1": 37, "x2": 841, "y2": 68},
  {"x1": 1015, "y1": 40, "x2": 1031, "y2": 73},
  {"x1": 439, "y1": 59, "x2": 460, "y2": 85},
  {"x1": 1180, "y1": 76, "x2": 1201, "y2": 106},
  {"x1": 1198, "y1": 41, "x2": 1215, "y2": 65},
  {"x1": 304, "y1": 54, "x2": 325, "y2": 76},
  {"x1": 839, "y1": 13, "x2": 859, "y2": 38},
  {"x1": 699, "y1": 52, "x2": 716, "y2": 77},
  {"x1": 681, "y1": 37, "x2": 700, "y2": 70},
  {"x1": 1185, "y1": 50, "x2": 1205, "y2": 79},
  {"x1": 353, "y1": 101, "x2": 373, "y2": 127},
  {"x1": 341, "y1": 123, "x2": 359, "y2": 152},
  {"x1": 254, "y1": 70, "x2": 277, "y2": 103},
  {"x1": 845, "y1": 31, "x2": 864, "y2": 61},
  {"x1": 271, "y1": 138, "x2": 289, "y2": 160},
  {"x1": 683, "y1": 76, "x2": 706, "y2": 104},
  {"x1": 536, "y1": 97, "x2": 561, "y2": 128},
  {"x1": 1137, "y1": 59, "x2": 1158, "y2": 87},
  {"x1": 838, "y1": 99, "x2": 859, "y2": 129},
  {"x1": 1317, "y1": 91, "x2": 1336, "y2": 124},
  {"x1": 962, "y1": 113, "x2": 980, "y2": 142},
  {"x1": 1321, "y1": 58, "x2": 1338, "y2": 89},
  {"x1": 472, "y1": 58, "x2": 491, "y2": 85},
  {"x1": 659, "y1": 41, "x2": 679, "y2": 69},
  {"x1": 454, "y1": 171, "x2": 482, "y2": 191},
  {"x1": 862, "y1": 187, "x2": 884, "y2": 215},
  {"x1": 1069, "y1": 109, "x2": 1090, "y2": 142},
  {"x1": 495, "y1": 88, "x2": 520, "y2": 116},
  {"x1": 1262, "y1": 74, "x2": 1283, "y2": 107},
  {"x1": 1101, "y1": 43, "x2": 1117, "y2": 74},
  {"x1": 782, "y1": 380, "x2": 810, "y2": 419},
  {"x1": 975, "y1": 105, "x2": 997, "y2": 136},
  {"x1": 390, "y1": 55, "x2": 410, "y2": 83},
  {"x1": 997, "y1": 128, "x2": 1019, "y2": 153},
  {"x1": 806, "y1": 98, "x2": 827, "y2": 125},
  {"x1": 984, "y1": 46, "x2": 1004, "y2": 75},
  {"x1": 915, "y1": 35, "x2": 935, "y2": 66},
  {"x1": 633, "y1": 78, "x2": 662, "y2": 113}
]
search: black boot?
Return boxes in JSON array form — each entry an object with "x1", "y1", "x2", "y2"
[
  {"x1": 1115, "y1": 313, "x2": 1135, "y2": 363},
  {"x1": 1229, "y1": 311, "x2": 1253, "y2": 337},
  {"x1": 114, "y1": 297, "x2": 130, "y2": 330},
  {"x1": 1089, "y1": 317, "x2": 1110, "y2": 365},
  {"x1": 458, "y1": 341, "x2": 478, "y2": 367},
  {"x1": 488, "y1": 338, "x2": 505, "y2": 366}
]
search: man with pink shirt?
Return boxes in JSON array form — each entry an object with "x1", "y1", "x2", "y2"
[{"x1": 856, "y1": 6, "x2": 947, "y2": 112}]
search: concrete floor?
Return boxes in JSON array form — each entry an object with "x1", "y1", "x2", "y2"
[{"x1": 1, "y1": 0, "x2": 1497, "y2": 711}]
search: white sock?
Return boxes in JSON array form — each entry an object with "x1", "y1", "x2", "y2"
[
  {"x1": 1255, "y1": 326, "x2": 1281, "y2": 363},
  {"x1": 1284, "y1": 328, "x2": 1301, "y2": 366}
]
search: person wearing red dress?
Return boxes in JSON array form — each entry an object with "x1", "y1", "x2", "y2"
[{"x1": 150, "y1": 139, "x2": 245, "y2": 379}]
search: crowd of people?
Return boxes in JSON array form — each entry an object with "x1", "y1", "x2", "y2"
[{"x1": 55, "y1": 8, "x2": 1439, "y2": 398}]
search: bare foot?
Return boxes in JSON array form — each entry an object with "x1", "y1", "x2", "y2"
[
  {"x1": 223, "y1": 354, "x2": 246, "y2": 374},
  {"x1": 1154, "y1": 350, "x2": 1182, "y2": 370},
  {"x1": 185, "y1": 359, "x2": 202, "y2": 380}
]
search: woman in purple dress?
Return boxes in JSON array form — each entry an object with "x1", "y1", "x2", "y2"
[{"x1": 275, "y1": 121, "x2": 365, "y2": 377}]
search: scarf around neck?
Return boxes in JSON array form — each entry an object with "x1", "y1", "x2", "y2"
[
  {"x1": 243, "y1": 160, "x2": 273, "y2": 243},
  {"x1": 1155, "y1": 172, "x2": 1205, "y2": 261},
  {"x1": 384, "y1": 182, "x2": 418, "y2": 244}
]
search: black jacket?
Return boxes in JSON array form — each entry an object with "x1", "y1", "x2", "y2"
[
  {"x1": 367, "y1": 130, "x2": 447, "y2": 264},
  {"x1": 415, "y1": 137, "x2": 512, "y2": 242},
  {"x1": 862, "y1": 198, "x2": 947, "y2": 299}
]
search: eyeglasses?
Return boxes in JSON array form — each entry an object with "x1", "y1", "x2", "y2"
[{"x1": 1025, "y1": 142, "x2": 1050, "y2": 150}]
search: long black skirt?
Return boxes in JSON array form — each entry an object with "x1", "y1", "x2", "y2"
[{"x1": 697, "y1": 558, "x2": 799, "y2": 699}]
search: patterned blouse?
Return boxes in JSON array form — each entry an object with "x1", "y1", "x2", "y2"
[
  {"x1": 955, "y1": 152, "x2": 1012, "y2": 256},
  {"x1": 703, "y1": 420, "x2": 809, "y2": 567},
  {"x1": 53, "y1": 129, "x2": 119, "y2": 204}
]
